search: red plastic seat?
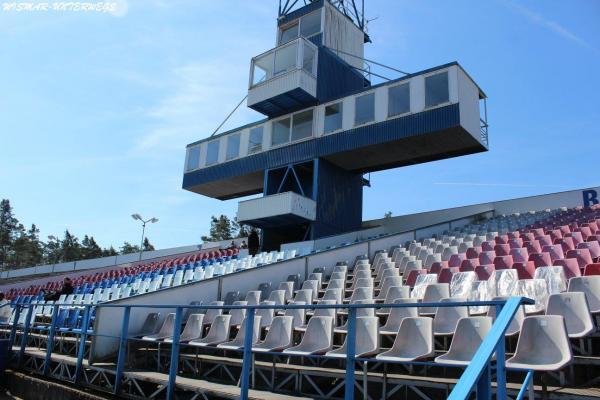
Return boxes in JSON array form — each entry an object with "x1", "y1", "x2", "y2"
[
  {"x1": 430, "y1": 261, "x2": 448, "y2": 275},
  {"x1": 536, "y1": 235, "x2": 553, "y2": 248},
  {"x1": 584, "y1": 263, "x2": 600, "y2": 276},
  {"x1": 548, "y1": 229, "x2": 563, "y2": 241},
  {"x1": 481, "y1": 241, "x2": 495, "y2": 252},
  {"x1": 566, "y1": 232, "x2": 584, "y2": 246},
  {"x1": 528, "y1": 252, "x2": 552, "y2": 268},
  {"x1": 508, "y1": 231, "x2": 521, "y2": 239},
  {"x1": 495, "y1": 235, "x2": 509, "y2": 245},
  {"x1": 459, "y1": 259, "x2": 480, "y2": 272},
  {"x1": 405, "y1": 269, "x2": 427, "y2": 287},
  {"x1": 577, "y1": 241, "x2": 600, "y2": 259},
  {"x1": 532, "y1": 228, "x2": 545, "y2": 237},
  {"x1": 466, "y1": 247, "x2": 481, "y2": 260},
  {"x1": 566, "y1": 248, "x2": 594, "y2": 269},
  {"x1": 493, "y1": 255, "x2": 514, "y2": 270},
  {"x1": 438, "y1": 267, "x2": 459, "y2": 284},
  {"x1": 524, "y1": 240, "x2": 542, "y2": 254},
  {"x1": 508, "y1": 247, "x2": 528, "y2": 263},
  {"x1": 479, "y1": 251, "x2": 496, "y2": 265},
  {"x1": 542, "y1": 245, "x2": 565, "y2": 263},
  {"x1": 494, "y1": 244, "x2": 510, "y2": 256},
  {"x1": 520, "y1": 232, "x2": 535, "y2": 242},
  {"x1": 553, "y1": 258, "x2": 581, "y2": 279},
  {"x1": 554, "y1": 237, "x2": 575, "y2": 253},
  {"x1": 475, "y1": 265, "x2": 495, "y2": 281},
  {"x1": 577, "y1": 227, "x2": 592, "y2": 240},
  {"x1": 448, "y1": 254, "x2": 466, "y2": 268}
]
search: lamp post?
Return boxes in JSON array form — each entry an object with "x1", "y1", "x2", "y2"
[{"x1": 131, "y1": 214, "x2": 158, "y2": 261}]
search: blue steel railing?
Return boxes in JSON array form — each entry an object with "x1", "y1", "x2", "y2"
[{"x1": 2, "y1": 297, "x2": 535, "y2": 400}]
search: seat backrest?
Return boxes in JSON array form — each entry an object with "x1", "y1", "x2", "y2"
[
  {"x1": 298, "y1": 316, "x2": 334, "y2": 352},
  {"x1": 245, "y1": 290, "x2": 262, "y2": 306},
  {"x1": 314, "y1": 299, "x2": 337, "y2": 319},
  {"x1": 420, "y1": 284, "x2": 450, "y2": 315},
  {"x1": 180, "y1": 314, "x2": 205, "y2": 341},
  {"x1": 321, "y1": 288, "x2": 343, "y2": 304},
  {"x1": 277, "y1": 281, "x2": 294, "y2": 301},
  {"x1": 229, "y1": 301, "x2": 247, "y2": 326},
  {"x1": 330, "y1": 316, "x2": 379, "y2": 357},
  {"x1": 568, "y1": 276, "x2": 600, "y2": 313},
  {"x1": 139, "y1": 312, "x2": 161, "y2": 335},
  {"x1": 487, "y1": 296, "x2": 524, "y2": 336},
  {"x1": 223, "y1": 291, "x2": 240, "y2": 305},
  {"x1": 444, "y1": 317, "x2": 492, "y2": 360},
  {"x1": 546, "y1": 292, "x2": 594, "y2": 337},
  {"x1": 284, "y1": 301, "x2": 306, "y2": 329},
  {"x1": 267, "y1": 290, "x2": 286, "y2": 306},
  {"x1": 204, "y1": 301, "x2": 224, "y2": 324},
  {"x1": 294, "y1": 289, "x2": 313, "y2": 305},
  {"x1": 433, "y1": 297, "x2": 469, "y2": 335},
  {"x1": 533, "y1": 266, "x2": 567, "y2": 294},
  {"x1": 257, "y1": 301, "x2": 275, "y2": 327},
  {"x1": 450, "y1": 271, "x2": 477, "y2": 298},
  {"x1": 514, "y1": 279, "x2": 549, "y2": 314},
  {"x1": 390, "y1": 317, "x2": 434, "y2": 358},
  {"x1": 261, "y1": 315, "x2": 293, "y2": 349},
  {"x1": 382, "y1": 298, "x2": 418, "y2": 331},
  {"x1": 203, "y1": 314, "x2": 232, "y2": 342}
]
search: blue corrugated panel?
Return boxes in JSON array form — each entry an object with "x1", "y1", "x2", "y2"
[
  {"x1": 316, "y1": 46, "x2": 365, "y2": 103},
  {"x1": 182, "y1": 103, "x2": 461, "y2": 190}
]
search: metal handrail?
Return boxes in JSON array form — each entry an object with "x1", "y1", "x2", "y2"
[{"x1": 6, "y1": 296, "x2": 536, "y2": 400}]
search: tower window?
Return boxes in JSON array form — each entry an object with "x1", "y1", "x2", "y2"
[
  {"x1": 272, "y1": 117, "x2": 291, "y2": 146},
  {"x1": 291, "y1": 110, "x2": 313, "y2": 141},
  {"x1": 226, "y1": 133, "x2": 240, "y2": 160},
  {"x1": 355, "y1": 93, "x2": 375, "y2": 126},
  {"x1": 278, "y1": 10, "x2": 322, "y2": 45},
  {"x1": 248, "y1": 126, "x2": 263, "y2": 154},
  {"x1": 425, "y1": 71, "x2": 449, "y2": 108},
  {"x1": 206, "y1": 140, "x2": 220, "y2": 166},
  {"x1": 388, "y1": 83, "x2": 410, "y2": 117},
  {"x1": 186, "y1": 146, "x2": 200, "y2": 171},
  {"x1": 324, "y1": 102, "x2": 343, "y2": 134}
]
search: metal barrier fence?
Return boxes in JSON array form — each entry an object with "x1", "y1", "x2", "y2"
[{"x1": 2, "y1": 297, "x2": 535, "y2": 400}]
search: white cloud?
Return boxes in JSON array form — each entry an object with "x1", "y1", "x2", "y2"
[{"x1": 503, "y1": 1, "x2": 594, "y2": 51}]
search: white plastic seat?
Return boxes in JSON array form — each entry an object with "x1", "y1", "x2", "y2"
[
  {"x1": 377, "y1": 286, "x2": 411, "y2": 314},
  {"x1": 297, "y1": 300, "x2": 337, "y2": 332},
  {"x1": 283, "y1": 316, "x2": 334, "y2": 355},
  {"x1": 321, "y1": 288, "x2": 343, "y2": 304},
  {"x1": 375, "y1": 276, "x2": 403, "y2": 301},
  {"x1": 420, "y1": 283, "x2": 450, "y2": 316},
  {"x1": 534, "y1": 266, "x2": 567, "y2": 295},
  {"x1": 292, "y1": 289, "x2": 313, "y2": 305},
  {"x1": 377, "y1": 317, "x2": 434, "y2": 361},
  {"x1": 487, "y1": 296, "x2": 524, "y2": 336},
  {"x1": 164, "y1": 314, "x2": 204, "y2": 343},
  {"x1": 267, "y1": 290, "x2": 286, "y2": 306},
  {"x1": 506, "y1": 316, "x2": 572, "y2": 371},
  {"x1": 568, "y1": 276, "x2": 600, "y2": 314},
  {"x1": 380, "y1": 298, "x2": 419, "y2": 335},
  {"x1": 326, "y1": 317, "x2": 379, "y2": 358},
  {"x1": 433, "y1": 297, "x2": 469, "y2": 336},
  {"x1": 229, "y1": 301, "x2": 247, "y2": 327},
  {"x1": 308, "y1": 273, "x2": 323, "y2": 289},
  {"x1": 344, "y1": 287, "x2": 373, "y2": 303},
  {"x1": 284, "y1": 302, "x2": 306, "y2": 330},
  {"x1": 245, "y1": 291, "x2": 261, "y2": 306},
  {"x1": 253, "y1": 316, "x2": 294, "y2": 352},
  {"x1": 546, "y1": 292, "x2": 594, "y2": 338},
  {"x1": 142, "y1": 313, "x2": 175, "y2": 341},
  {"x1": 425, "y1": 253, "x2": 442, "y2": 269},
  {"x1": 332, "y1": 265, "x2": 348, "y2": 275},
  {"x1": 189, "y1": 314, "x2": 231, "y2": 347},
  {"x1": 257, "y1": 301, "x2": 275, "y2": 328},
  {"x1": 277, "y1": 281, "x2": 294, "y2": 302},
  {"x1": 301, "y1": 280, "x2": 319, "y2": 301},
  {"x1": 193, "y1": 268, "x2": 205, "y2": 281},
  {"x1": 203, "y1": 301, "x2": 224, "y2": 326},
  {"x1": 435, "y1": 317, "x2": 492, "y2": 365},
  {"x1": 514, "y1": 279, "x2": 549, "y2": 314},
  {"x1": 441, "y1": 246, "x2": 458, "y2": 262},
  {"x1": 335, "y1": 300, "x2": 374, "y2": 333},
  {"x1": 218, "y1": 316, "x2": 262, "y2": 349},
  {"x1": 329, "y1": 273, "x2": 345, "y2": 283}
]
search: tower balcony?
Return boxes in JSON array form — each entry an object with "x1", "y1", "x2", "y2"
[
  {"x1": 237, "y1": 191, "x2": 316, "y2": 228},
  {"x1": 248, "y1": 37, "x2": 318, "y2": 117}
]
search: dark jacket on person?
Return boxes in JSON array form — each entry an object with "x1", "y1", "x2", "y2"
[
  {"x1": 248, "y1": 232, "x2": 260, "y2": 256},
  {"x1": 44, "y1": 282, "x2": 74, "y2": 301}
]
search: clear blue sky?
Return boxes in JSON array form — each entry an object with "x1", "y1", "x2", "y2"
[{"x1": 1, "y1": 0, "x2": 599, "y2": 250}]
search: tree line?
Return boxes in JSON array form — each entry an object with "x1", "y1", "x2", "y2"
[
  {"x1": 0, "y1": 199, "x2": 155, "y2": 270},
  {"x1": 200, "y1": 214, "x2": 250, "y2": 242}
]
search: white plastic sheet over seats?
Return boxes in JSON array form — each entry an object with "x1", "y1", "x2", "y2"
[
  {"x1": 534, "y1": 266, "x2": 567, "y2": 295},
  {"x1": 515, "y1": 279, "x2": 549, "y2": 314},
  {"x1": 487, "y1": 269, "x2": 518, "y2": 298},
  {"x1": 506, "y1": 316, "x2": 572, "y2": 371},
  {"x1": 468, "y1": 281, "x2": 490, "y2": 315},
  {"x1": 377, "y1": 317, "x2": 434, "y2": 362},
  {"x1": 450, "y1": 271, "x2": 477, "y2": 298},
  {"x1": 410, "y1": 274, "x2": 438, "y2": 300}
]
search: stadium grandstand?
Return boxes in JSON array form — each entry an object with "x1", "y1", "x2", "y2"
[{"x1": 1, "y1": 1, "x2": 600, "y2": 400}]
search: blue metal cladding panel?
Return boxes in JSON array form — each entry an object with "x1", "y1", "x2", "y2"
[
  {"x1": 182, "y1": 103, "x2": 461, "y2": 190},
  {"x1": 316, "y1": 46, "x2": 366, "y2": 103},
  {"x1": 278, "y1": 0, "x2": 324, "y2": 26},
  {"x1": 313, "y1": 159, "x2": 363, "y2": 238},
  {"x1": 307, "y1": 33, "x2": 323, "y2": 47},
  {"x1": 249, "y1": 87, "x2": 317, "y2": 118}
]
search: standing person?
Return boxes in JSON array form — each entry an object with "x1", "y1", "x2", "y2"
[
  {"x1": 248, "y1": 229, "x2": 260, "y2": 256},
  {"x1": 0, "y1": 292, "x2": 10, "y2": 324}
]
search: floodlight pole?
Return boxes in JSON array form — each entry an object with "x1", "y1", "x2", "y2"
[{"x1": 131, "y1": 214, "x2": 158, "y2": 262}]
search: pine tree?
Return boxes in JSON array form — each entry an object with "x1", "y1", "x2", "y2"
[
  {"x1": 120, "y1": 242, "x2": 140, "y2": 254},
  {"x1": 61, "y1": 230, "x2": 82, "y2": 262},
  {"x1": 201, "y1": 215, "x2": 235, "y2": 242},
  {"x1": 0, "y1": 199, "x2": 20, "y2": 268},
  {"x1": 44, "y1": 235, "x2": 63, "y2": 264},
  {"x1": 101, "y1": 246, "x2": 118, "y2": 257},
  {"x1": 142, "y1": 237, "x2": 155, "y2": 251},
  {"x1": 81, "y1": 235, "x2": 103, "y2": 259}
]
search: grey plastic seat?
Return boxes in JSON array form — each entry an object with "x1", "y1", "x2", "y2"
[
  {"x1": 433, "y1": 297, "x2": 469, "y2": 336},
  {"x1": 377, "y1": 286, "x2": 410, "y2": 315},
  {"x1": 506, "y1": 316, "x2": 573, "y2": 371},
  {"x1": 257, "y1": 301, "x2": 275, "y2": 329},
  {"x1": 297, "y1": 300, "x2": 337, "y2": 332},
  {"x1": 142, "y1": 313, "x2": 176, "y2": 341},
  {"x1": 245, "y1": 291, "x2": 261, "y2": 306},
  {"x1": 325, "y1": 279, "x2": 345, "y2": 292},
  {"x1": 165, "y1": 314, "x2": 204, "y2": 343},
  {"x1": 301, "y1": 280, "x2": 319, "y2": 301},
  {"x1": 218, "y1": 315, "x2": 262, "y2": 349},
  {"x1": 336, "y1": 300, "x2": 374, "y2": 333},
  {"x1": 223, "y1": 291, "x2": 239, "y2": 306},
  {"x1": 257, "y1": 282, "x2": 272, "y2": 300},
  {"x1": 287, "y1": 274, "x2": 300, "y2": 291},
  {"x1": 284, "y1": 316, "x2": 334, "y2": 355},
  {"x1": 308, "y1": 273, "x2": 323, "y2": 289},
  {"x1": 253, "y1": 315, "x2": 294, "y2": 352},
  {"x1": 435, "y1": 317, "x2": 492, "y2": 365},
  {"x1": 277, "y1": 281, "x2": 294, "y2": 302},
  {"x1": 568, "y1": 276, "x2": 600, "y2": 314},
  {"x1": 321, "y1": 288, "x2": 343, "y2": 304},
  {"x1": 284, "y1": 301, "x2": 306, "y2": 330},
  {"x1": 487, "y1": 296, "x2": 524, "y2": 336},
  {"x1": 375, "y1": 276, "x2": 403, "y2": 301},
  {"x1": 546, "y1": 292, "x2": 594, "y2": 338},
  {"x1": 137, "y1": 312, "x2": 161, "y2": 337},
  {"x1": 377, "y1": 317, "x2": 434, "y2": 361},
  {"x1": 329, "y1": 273, "x2": 346, "y2": 283},
  {"x1": 229, "y1": 301, "x2": 247, "y2": 327},
  {"x1": 189, "y1": 314, "x2": 232, "y2": 347},
  {"x1": 420, "y1": 283, "x2": 450, "y2": 316},
  {"x1": 332, "y1": 265, "x2": 348, "y2": 275},
  {"x1": 267, "y1": 290, "x2": 286, "y2": 306},
  {"x1": 326, "y1": 317, "x2": 379, "y2": 358},
  {"x1": 380, "y1": 298, "x2": 419, "y2": 335},
  {"x1": 203, "y1": 301, "x2": 224, "y2": 327}
]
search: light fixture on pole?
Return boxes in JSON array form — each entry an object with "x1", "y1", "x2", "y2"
[{"x1": 131, "y1": 214, "x2": 159, "y2": 261}]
